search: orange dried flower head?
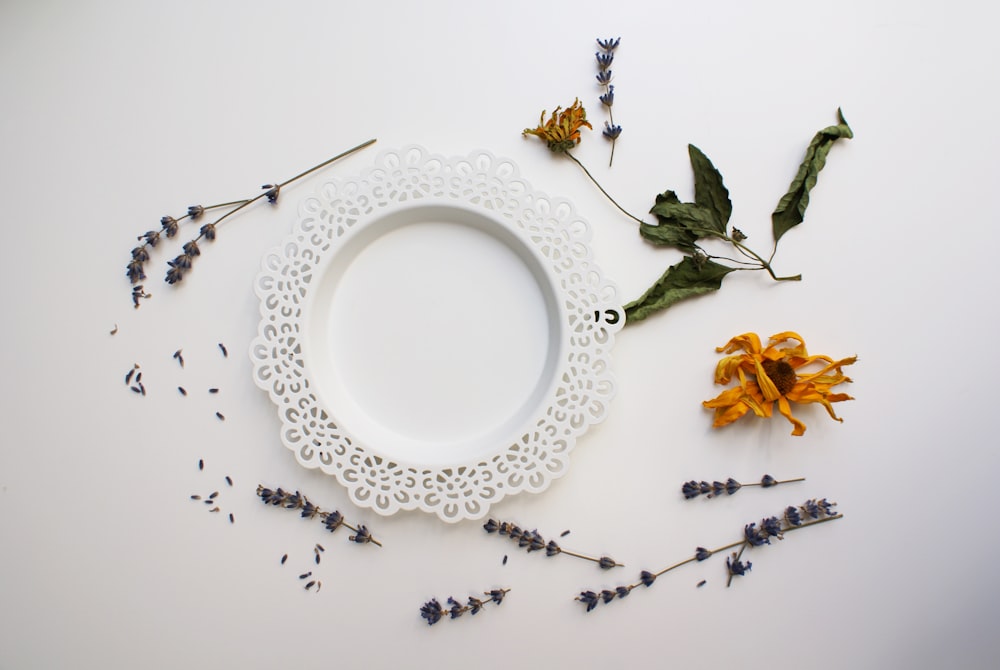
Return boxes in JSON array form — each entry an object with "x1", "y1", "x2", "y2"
[
  {"x1": 702, "y1": 332, "x2": 856, "y2": 436},
  {"x1": 522, "y1": 99, "x2": 592, "y2": 153}
]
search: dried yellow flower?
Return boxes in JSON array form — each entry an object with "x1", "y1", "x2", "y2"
[
  {"x1": 703, "y1": 332, "x2": 856, "y2": 436},
  {"x1": 522, "y1": 99, "x2": 592, "y2": 153}
]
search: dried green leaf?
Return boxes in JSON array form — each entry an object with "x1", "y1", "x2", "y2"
[
  {"x1": 641, "y1": 191, "x2": 699, "y2": 250},
  {"x1": 689, "y1": 144, "x2": 732, "y2": 228},
  {"x1": 639, "y1": 221, "x2": 699, "y2": 249},
  {"x1": 624, "y1": 256, "x2": 736, "y2": 323},
  {"x1": 772, "y1": 108, "x2": 853, "y2": 244},
  {"x1": 648, "y1": 194, "x2": 724, "y2": 242}
]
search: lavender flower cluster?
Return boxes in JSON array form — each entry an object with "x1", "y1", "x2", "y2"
[
  {"x1": 484, "y1": 519, "x2": 621, "y2": 569},
  {"x1": 682, "y1": 474, "x2": 804, "y2": 499},
  {"x1": 420, "y1": 589, "x2": 510, "y2": 626},
  {"x1": 256, "y1": 485, "x2": 380, "y2": 546},
  {"x1": 595, "y1": 37, "x2": 622, "y2": 165}
]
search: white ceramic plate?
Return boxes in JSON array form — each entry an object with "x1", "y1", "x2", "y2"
[{"x1": 251, "y1": 146, "x2": 622, "y2": 521}]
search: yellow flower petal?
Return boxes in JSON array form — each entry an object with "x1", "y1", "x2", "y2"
[
  {"x1": 776, "y1": 396, "x2": 807, "y2": 436},
  {"x1": 716, "y1": 332, "x2": 762, "y2": 355}
]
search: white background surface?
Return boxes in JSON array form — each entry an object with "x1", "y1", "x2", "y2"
[{"x1": 2, "y1": 1, "x2": 998, "y2": 668}]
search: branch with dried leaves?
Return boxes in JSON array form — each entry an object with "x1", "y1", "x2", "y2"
[
  {"x1": 522, "y1": 98, "x2": 853, "y2": 324},
  {"x1": 625, "y1": 112, "x2": 852, "y2": 322}
]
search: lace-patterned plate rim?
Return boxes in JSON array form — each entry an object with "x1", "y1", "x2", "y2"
[{"x1": 250, "y1": 146, "x2": 623, "y2": 522}]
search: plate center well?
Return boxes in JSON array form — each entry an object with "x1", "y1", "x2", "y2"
[{"x1": 308, "y1": 205, "x2": 558, "y2": 465}]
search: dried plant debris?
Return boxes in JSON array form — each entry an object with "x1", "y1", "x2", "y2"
[
  {"x1": 256, "y1": 485, "x2": 382, "y2": 547},
  {"x1": 276, "y1": 547, "x2": 329, "y2": 594},
  {"x1": 188, "y1": 472, "x2": 236, "y2": 523},
  {"x1": 110, "y1": 324, "x2": 118, "y2": 335},
  {"x1": 131, "y1": 285, "x2": 150, "y2": 308},
  {"x1": 483, "y1": 519, "x2": 621, "y2": 569},
  {"x1": 124, "y1": 363, "x2": 146, "y2": 396},
  {"x1": 682, "y1": 474, "x2": 805, "y2": 500},
  {"x1": 576, "y1": 499, "x2": 842, "y2": 612},
  {"x1": 420, "y1": 589, "x2": 510, "y2": 626}
]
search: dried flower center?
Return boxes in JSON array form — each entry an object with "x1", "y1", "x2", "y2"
[{"x1": 761, "y1": 359, "x2": 797, "y2": 396}]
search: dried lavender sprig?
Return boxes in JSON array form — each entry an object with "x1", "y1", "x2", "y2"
[
  {"x1": 420, "y1": 589, "x2": 510, "y2": 626},
  {"x1": 595, "y1": 37, "x2": 621, "y2": 167},
  {"x1": 255, "y1": 484, "x2": 382, "y2": 547},
  {"x1": 163, "y1": 139, "x2": 376, "y2": 286},
  {"x1": 127, "y1": 199, "x2": 249, "y2": 295},
  {"x1": 483, "y1": 519, "x2": 622, "y2": 569},
  {"x1": 576, "y1": 498, "x2": 842, "y2": 611},
  {"x1": 682, "y1": 474, "x2": 805, "y2": 500}
]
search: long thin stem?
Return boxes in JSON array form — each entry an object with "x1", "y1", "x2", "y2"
[
  {"x1": 560, "y1": 548, "x2": 623, "y2": 567},
  {"x1": 621, "y1": 512, "x2": 843, "y2": 591},
  {"x1": 706, "y1": 252, "x2": 760, "y2": 267},
  {"x1": 743, "y1": 477, "x2": 806, "y2": 488},
  {"x1": 211, "y1": 138, "x2": 377, "y2": 229},
  {"x1": 729, "y1": 238, "x2": 801, "y2": 281},
  {"x1": 202, "y1": 199, "x2": 250, "y2": 211},
  {"x1": 565, "y1": 151, "x2": 645, "y2": 225}
]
